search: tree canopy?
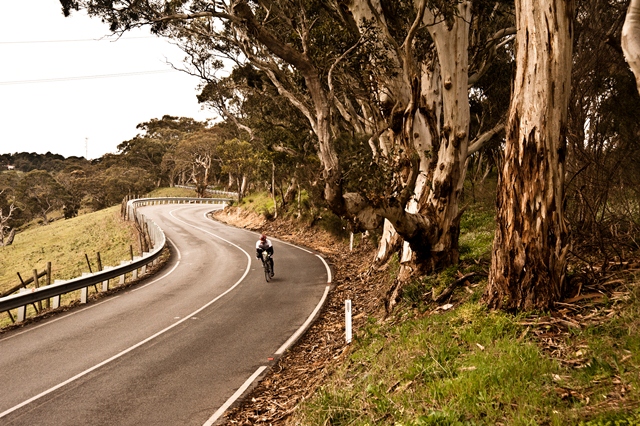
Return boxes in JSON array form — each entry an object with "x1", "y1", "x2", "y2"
[{"x1": 0, "y1": 0, "x2": 632, "y2": 311}]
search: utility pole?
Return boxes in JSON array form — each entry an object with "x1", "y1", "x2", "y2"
[{"x1": 85, "y1": 137, "x2": 88, "y2": 159}]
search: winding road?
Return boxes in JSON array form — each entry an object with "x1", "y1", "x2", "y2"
[{"x1": 0, "y1": 204, "x2": 331, "y2": 425}]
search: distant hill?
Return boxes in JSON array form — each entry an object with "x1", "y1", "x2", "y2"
[{"x1": 0, "y1": 152, "x2": 89, "y2": 173}]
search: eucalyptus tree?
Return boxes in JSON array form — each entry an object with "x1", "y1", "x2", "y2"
[
  {"x1": 56, "y1": 165, "x2": 88, "y2": 218},
  {"x1": 119, "y1": 115, "x2": 209, "y2": 187},
  {"x1": 61, "y1": 0, "x2": 513, "y2": 284},
  {"x1": 199, "y1": 65, "x2": 321, "y2": 211},
  {"x1": 218, "y1": 138, "x2": 260, "y2": 201},
  {"x1": 487, "y1": 0, "x2": 575, "y2": 310},
  {"x1": 0, "y1": 176, "x2": 19, "y2": 246},
  {"x1": 16, "y1": 170, "x2": 68, "y2": 225},
  {"x1": 0, "y1": 171, "x2": 27, "y2": 244},
  {"x1": 0, "y1": 196, "x2": 16, "y2": 246},
  {"x1": 623, "y1": 0, "x2": 640, "y2": 92},
  {"x1": 80, "y1": 166, "x2": 155, "y2": 209},
  {"x1": 117, "y1": 136, "x2": 170, "y2": 187},
  {"x1": 173, "y1": 128, "x2": 227, "y2": 197}
]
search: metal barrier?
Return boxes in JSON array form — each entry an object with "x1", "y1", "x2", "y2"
[{"x1": 0, "y1": 197, "x2": 231, "y2": 322}]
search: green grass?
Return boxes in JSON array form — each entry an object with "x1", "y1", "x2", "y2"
[
  {"x1": 297, "y1": 305, "x2": 568, "y2": 425},
  {"x1": 146, "y1": 187, "x2": 198, "y2": 197},
  {"x1": 292, "y1": 189, "x2": 640, "y2": 425},
  {"x1": 459, "y1": 205, "x2": 495, "y2": 262},
  {"x1": 238, "y1": 191, "x2": 276, "y2": 217},
  {"x1": 294, "y1": 287, "x2": 640, "y2": 425}
]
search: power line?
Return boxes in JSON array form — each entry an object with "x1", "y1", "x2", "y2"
[
  {"x1": 0, "y1": 69, "x2": 179, "y2": 85},
  {"x1": 0, "y1": 36, "x2": 155, "y2": 44}
]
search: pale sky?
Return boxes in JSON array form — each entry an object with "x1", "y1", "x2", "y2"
[{"x1": 0, "y1": 0, "x2": 217, "y2": 159}]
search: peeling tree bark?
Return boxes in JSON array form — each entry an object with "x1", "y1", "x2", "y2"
[
  {"x1": 420, "y1": 2, "x2": 471, "y2": 270},
  {"x1": 350, "y1": 2, "x2": 472, "y2": 277},
  {"x1": 622, "y1": 0, "x2": 640, "y2": 94},
  {"x1": 487, "y1": 0, "x2": 574, "y2": 311}
]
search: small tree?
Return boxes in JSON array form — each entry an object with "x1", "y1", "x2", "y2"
[{"x1": 0, "y1": 190, "x2": 16, "y2": 246}]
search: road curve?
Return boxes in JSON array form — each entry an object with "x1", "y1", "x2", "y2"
[{"x1": 0, "y1": 204, "x2": 331, "y2": 425}]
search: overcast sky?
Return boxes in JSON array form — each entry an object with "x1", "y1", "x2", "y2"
[{"x1": 0, "y1": 0, "x2": 216, "y2": 159}]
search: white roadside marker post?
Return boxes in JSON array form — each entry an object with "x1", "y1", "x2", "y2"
[{"x1": 345, "y1": 299, "x2": 352, "y2": 344}]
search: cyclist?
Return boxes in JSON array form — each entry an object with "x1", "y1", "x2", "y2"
[{"x1": 256, "y1": 234, "x2": 274, "y2": 277}]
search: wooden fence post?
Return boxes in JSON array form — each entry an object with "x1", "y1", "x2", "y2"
[
  {"x1": 17, "y1": 272, "x2": 38, "y2": 315},
  {"x1": 46, "y1": 262, "x2": 51, "y2": 309},
  {"x1": 84, "y1": 253, "x2": 98, "y2": 293},
  {"x1": 85, "y1": 253, "x2": 93, "y2": 273},
  {"x1": 33, "y1": 269, "x2": 42, "y2": 312},
  {"x1": 96, "y1": 252, "x2": 103, "y2": 272}
]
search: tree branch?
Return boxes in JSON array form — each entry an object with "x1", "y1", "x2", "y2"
[
  {"x1": 467, "y1": 122, "x2": 505, "y2": 157},
  {"x1": 468, "y1": 27, "x2": 516, "y2": 86},
  {"x1": 153, "y1": 11, "x2": 236, "y2": 24},
  {"x1": 402, "y1": 0, "x2": 427, "y2": 60}
]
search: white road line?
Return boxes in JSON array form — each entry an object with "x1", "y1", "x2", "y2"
[
  {"x1": 202, "y1": 366, "x2": 268, "y2": 426},
  {"x1": 275, "y1": 285, "x2": 331, "y2": 355},
  {"x1": 200, "y1": 208, "x2": 335, "y2": 420},
  {"x1": 275, "y1": 238, "x2": 313, "y2": 254},
  {"x1": 316, "y1": 254, "x2": 332, "y2": 284},
  {"x1": 0, "y1": 211, "x2": 253, "y2": 421},
  {"x1": 2, "y1": 205, "x2": 331, "y2": 422}
]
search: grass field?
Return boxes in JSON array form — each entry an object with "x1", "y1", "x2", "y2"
[
  {"x1": 0, "y1": 206, "x2": 140, "y2": 294},
  {"x1": 0, "y1": 187, "x2": 204, "y2": 327},
  {"x1": 0, "y1": 205, "x2": 143, "y2": 327},
  {"x1": 0, "y1": 186, "x2": 202, "y2": 326}
]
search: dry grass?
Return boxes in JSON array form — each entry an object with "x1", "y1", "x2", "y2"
[{"x1": 0, "y1": 206, "x2": 139, "y2": 328}]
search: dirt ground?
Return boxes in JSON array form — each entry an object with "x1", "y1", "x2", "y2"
[{"x1": 210, "y1": 207, "x2": 391, "y2": 425}]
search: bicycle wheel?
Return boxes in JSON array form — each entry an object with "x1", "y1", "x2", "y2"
[{"x1": 264, "y1": 262, "x2": 271, "y2": 282}]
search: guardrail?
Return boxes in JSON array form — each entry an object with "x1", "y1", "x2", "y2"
[
  {"x1": 124, "y1": 196, "x2": 233, "y2": 220},
  {"x1": 0, "y1": 196, "x2": 231, "y2": 323},
  {"x1": 173, "y1": 185, "x2": 238, "y2": 199}
]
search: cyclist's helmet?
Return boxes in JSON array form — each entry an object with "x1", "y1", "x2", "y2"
[{"x1": 260, "y1": 234, "x2": 267, "y2": 242}]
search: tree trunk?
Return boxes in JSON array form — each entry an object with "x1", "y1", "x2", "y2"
[
  {"x1": 347, "y1": 2, "x2": 472, "y2": 280},
  {"x1": 5, "y1": 228, "x2": 15, "y2": 246},
  {"x1": 240, "y1": 174, "x2": 248, "y2": 200},
  {"x1": 283, "y1": 177, "x2": 297, "y2": 205},
  {"x1": 622, "y1": 0, "x2": 640, "y2": 94},
  {"x1": 487, "y1": 0, "x2": 573, "y2": 311},
  {"x1": 418, "y1": 2, "x2": 471, "y2": 270},
  {"x1": 271, "y1": 161, "x2": 278, "y2": 219}
]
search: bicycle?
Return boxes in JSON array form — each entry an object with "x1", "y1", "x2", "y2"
[{"x1": 260, "y1": 251, "x2": 274, "y2": 282}]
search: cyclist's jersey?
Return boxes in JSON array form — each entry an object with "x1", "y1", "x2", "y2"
[
  {"x1": 256, "y1": 239, "x2": 273, "y2": 250},
  {"x1": 256, "y1": 239, "x2": 274, "y2": 257}
]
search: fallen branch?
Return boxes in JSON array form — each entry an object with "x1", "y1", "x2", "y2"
[{"x1": 432, "y1": 273, "x2": 477, "y2": 303}]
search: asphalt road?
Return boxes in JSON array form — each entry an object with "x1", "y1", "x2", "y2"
[{"x1": 0, "y1": 204, "x2": 331, "y2": 425}]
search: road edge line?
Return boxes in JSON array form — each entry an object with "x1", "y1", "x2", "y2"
[{"x1": 203, "y1": 366, "x2": 268, "y2": 426}]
